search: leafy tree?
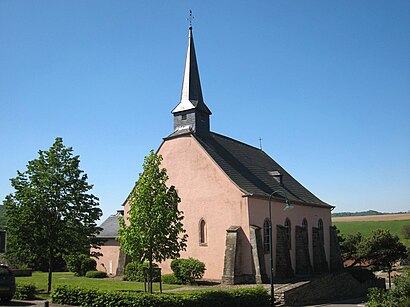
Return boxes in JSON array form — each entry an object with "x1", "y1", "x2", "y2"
[
  {"x1": 339, "y1": 232, "x2": 364, "y2": 267},
  {"x1": 4, "y1": 137, "x2": 103, "y2": 292},
  {"x1": 0, "y1": 205, "x2": 6, "y2": 229},
  {"x1": 118, "y1": 150, "x2": 187, "y2": 293},
  {"x1": 359, "y1": 229, "x2": 407, "y2": 288}
]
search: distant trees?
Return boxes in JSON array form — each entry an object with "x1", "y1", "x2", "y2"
[
  {"x1": 402, "y1": 224, "x2": 410, "y2": 239},
  {"x1": 4, "y1": 137, "x2": 103, "y2": 292},
  {"x1": 118, "y1": 150, "x2": 187, "y2": 293}
]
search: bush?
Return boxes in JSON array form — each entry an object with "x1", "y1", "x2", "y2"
[
  {"x1": 162, "y1": 273, "x2": 183, "y2": 284},
  {"x1": 85, "y1": 270, "x2": 107, "y2": 278},
  {"x1": 124, "y1": 261, "x2": 161, "y2": 282},
  {"x1": 51, "y1": 285, "x2": 269, "y2": 307},
  {"x1": 345, "y1": 267, "x2": 376, "y2": 283},
  {"x1": 15, "y1": 283, "x2": 37, "y2": 300},
  {"x1": 64, "y1": 253, "x2": 96, "y2": 276},
  {"x1": 367, "y1": 270, "x2": 410, "y2": 307},
  {"x1": 171, "y1": 258, "x2": 206, "y2": 284}
]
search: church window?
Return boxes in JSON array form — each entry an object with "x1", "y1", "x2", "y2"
[
  {"x1": 199, "y1": 219, "x2": 207, "y2": 245},
  {"x1": 263, "y1": 219, "x2": 271, "y2": 253},
  {"x1": 181, "y1": 114, "x2": 187, "y2": 120},
  {"x1": 285, "y1": 218, "x2": 291, "y2": 249}
]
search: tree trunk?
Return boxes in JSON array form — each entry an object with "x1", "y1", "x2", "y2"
[
  {"x1": 148, "y1": 243, "x2": 153, "y2": 294},
  {"x1": 47, "y1": 253, "x2": 53, "y2": 293},
  {"x1": 388, "y1": 268, "x2": 391, "y2": 289}
]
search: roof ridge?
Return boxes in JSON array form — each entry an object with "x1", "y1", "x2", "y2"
[{"x1": 210, "y1": 132, "x2": 263, "y2": 152}]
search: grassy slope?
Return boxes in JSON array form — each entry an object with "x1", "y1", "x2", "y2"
[
  {"x1": 333, "y1": 219, "x2": 410, "y2": 247},
  {"x1": 16, "y1": 271, "x2": 181, "y2": 293}
]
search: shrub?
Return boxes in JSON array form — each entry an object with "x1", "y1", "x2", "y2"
[
  {"x1": 15, "y1": 283, "x2": 37, "y2": 300},
  {"x1": 64, "y1": 253, "x2": 96, "y2": 276},
  {"x1": 51, "y1": 285, "x2": 269, "y2": 307},
  {"x1": 85, "y1": 270, "x2": 107, "y2": 278},
  {"x1": 171, "y1": 258, "x2": 205, "y2": 284},
  {"x1": 162, "y1": 273, "x2": 183, "y2": 284},
  {"x1": 367, "y1": 270, "x2": 410, "y2": 307},
  {"x1": 124, "y1": 261, "x2": 161, "y2": 282}
]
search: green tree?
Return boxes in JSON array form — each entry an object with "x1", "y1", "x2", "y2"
[
  {"x1": 339, "y1": 232, "x2": 364, "y2": 267},
  {"x1": 118, "y1": 150, "x2": 187, "y2": 293},
  {"x1": 4, "y1": 137, "x2": 103, "y2": 292},
  {"x1": 359, "y1": 229, "x2": 407, "y2": 288}
]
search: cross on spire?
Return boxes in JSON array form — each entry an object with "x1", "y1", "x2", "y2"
[{"x1": 187, "y1": 9, "x2": 194, "y2": 28}]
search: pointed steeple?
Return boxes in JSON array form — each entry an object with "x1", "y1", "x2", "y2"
[
  {"x1": 172, "y1": 27, "x2": 211, "y2": 115},
  {"x1": 172, "y1": 25, "x2": 211, "y2": 137}
]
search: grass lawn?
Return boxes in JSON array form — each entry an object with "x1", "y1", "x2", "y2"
[
  {"x1": 333, "y1": 219, "x2": 410, "y2": 247},
  {"x1": 16, "y1": 271, "x2": 182, "y2": 297}
]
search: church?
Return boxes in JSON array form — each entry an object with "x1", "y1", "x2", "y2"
[{"x1": 93, "y1": 25, "x2": 342, "y2": 283}]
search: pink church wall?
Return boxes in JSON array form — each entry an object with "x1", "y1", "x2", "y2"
[
  {"x1": 156, "y1": 135, "x2": 252, "y2": 280},
  {"x1": 91, "y1": 239, "x2": 120, "y2": 276},
  {"x1": 248, "y1": 197, "x2": 332, "y2": 275}
]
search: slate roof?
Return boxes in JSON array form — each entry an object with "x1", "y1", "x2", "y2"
[
  {"x1": 96, "y1": 214, "x2": 121, "y2": 238},
  {"x1": 172, "y1": 26, "x2": 211, "y2": 115},
  {"x1": 192, "y1": 132, "x2": 332, "y2": 208}
]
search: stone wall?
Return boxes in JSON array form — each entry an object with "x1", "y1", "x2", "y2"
[
  {"x1": 284, "y1": 272, "x2": 385, "y2": 306},
  {"x1": 295, "y1": 225, "x2": 312, "y2": 275},
  {"x1": 312, "y1": 227, "x2": 328, "y2": 273},
  {"x1": 275, "y1": 225, "x2": 294, "y2": 279},
  {"x1": 329, "y1": 226, "x2": 343, "y2": 272},
  {"x1": 249, "y1": 225, "x2": 268, "y2": 283}
]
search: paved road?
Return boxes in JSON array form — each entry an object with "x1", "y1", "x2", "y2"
[
  {"x1": 1, "y1": 300, "x2": 67, "y2": 307},
  {"x1": 4, "y1": 296, "x2": 368, "y2": 307}
]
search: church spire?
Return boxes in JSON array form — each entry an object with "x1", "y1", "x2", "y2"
[
  {"x1": 172, "y1": 18, "x2": 211, "y2": 137},
  {"x1": 172, "y1": 26, "x2": 211, "y2": 115}
]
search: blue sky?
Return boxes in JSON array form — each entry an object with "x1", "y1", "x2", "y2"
[{"x1": 1, "y1": 0, "x2": 409, "y2": 221}]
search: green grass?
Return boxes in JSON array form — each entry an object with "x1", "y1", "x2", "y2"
[
  {"x1": 333, "y1": 220, "x2": 410, "y2": 247},
  {"x1": 16, "y1": 271, "x2": 182, "y2": 295}
]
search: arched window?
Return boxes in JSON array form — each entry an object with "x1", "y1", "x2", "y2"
[
  {"x1": 263, "y1": 219, "x2": 271, "y2": 253},
  {"x1": 199, "y1": 219, "x2": 207, "y2": 245},
  {"x1": 285, "y1": 218, "x2": 291, "y2": 249},
  {"x1": 302, "y1": 218, "x2": 308, "y2": 230}
]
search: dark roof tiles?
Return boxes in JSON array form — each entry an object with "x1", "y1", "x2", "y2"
[
  {"x1": 97, "y1": 214, "x2": 121, "y2": 238},
  {"x1": 196, "y1": 132, "x2": 332, "y2": 208}
]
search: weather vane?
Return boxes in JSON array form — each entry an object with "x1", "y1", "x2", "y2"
[{"x1": 187, "y1": 9, "x2": 194, "y2": 28}]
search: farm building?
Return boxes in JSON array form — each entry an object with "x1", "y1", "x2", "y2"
[{"x1": 93, "y1": 25, "x2": 342, "y2": 283}]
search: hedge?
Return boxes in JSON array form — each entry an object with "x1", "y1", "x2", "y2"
[
  {"x1": 124, "y1": 261, "x2": 161, "y2": 282},
  {"x1": 15, "y1": 283, "x2": 37, "y2": 300},
  {"x1": 51, "y1": 285, "x2": 269, "y2": 307},
  {"x1": 170, "y1": 258, "x2": 206, "y2": 284}
]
